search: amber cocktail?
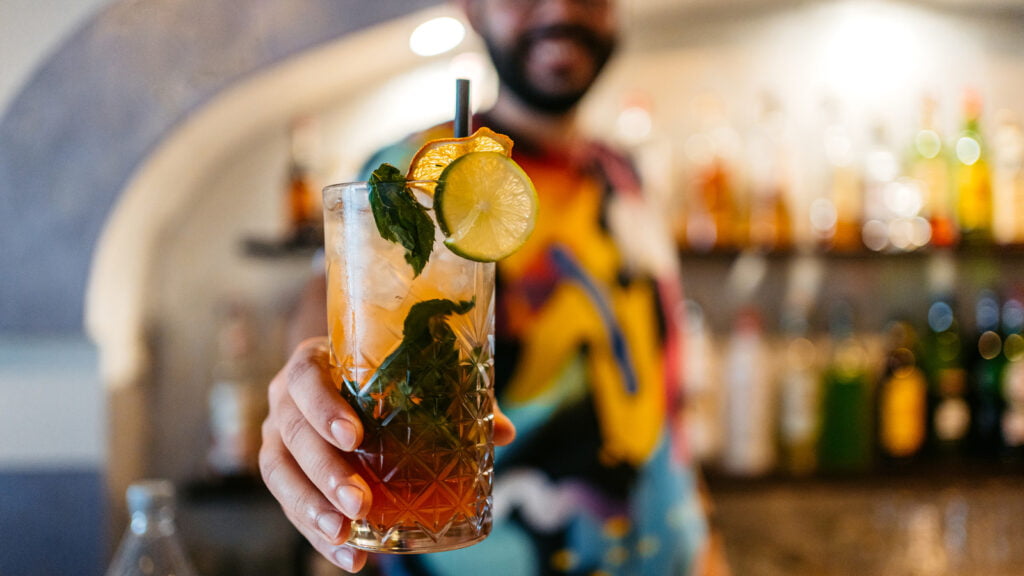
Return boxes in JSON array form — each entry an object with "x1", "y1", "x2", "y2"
[{"x1": 322, "y1": 180, "x2": 495, "y2": 554}]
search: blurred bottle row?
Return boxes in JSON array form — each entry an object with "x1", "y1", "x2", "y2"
[
  {"x1": 681, "y1": 285, "x2": 1024, "y2": 477},
  {"x1": 671, "y1": 89, "x2": 1024, "y2": 254}
]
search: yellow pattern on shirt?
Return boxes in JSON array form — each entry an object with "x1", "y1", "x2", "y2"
[{"x1": 502, "y1": 163, "x2": 665, "y2": 467}]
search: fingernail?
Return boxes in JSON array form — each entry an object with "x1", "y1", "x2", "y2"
[
  {"x1": 333, "y1": 546, "x2": 355, "y2": 571},
  {"x1": 337, "y1": 485, "x2": 366, "y2": 519},
  {"x1": 331, "y1": 419, "x2": 358, "y2": 451},
  {"x1": 316, "y1": 511, "x2": 343, "y2": 540}
]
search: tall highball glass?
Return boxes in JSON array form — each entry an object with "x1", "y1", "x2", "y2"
[{"x1": 321, "y1": 181, "x2": 495, "y2": 553}]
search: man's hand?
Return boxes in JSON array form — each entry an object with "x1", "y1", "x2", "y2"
[
  {"x1": 260, "y1": 337, "x2": 516, "y2": 572},
  {"x1": 260, "y1": 338, "x2": 370, "y2": 571}
]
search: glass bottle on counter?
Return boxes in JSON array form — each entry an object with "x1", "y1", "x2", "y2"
[
  {"x1": 106, "y1": 480, "x2": 199, "y2": 576},
  {"x1": 968, "y1": 289, "x2": 1006, "y2": 457},
  {"x1": 817, "y1": 300, "x2": 873, "y2": 474},
  {"x1": 953, "y1": 89, "x2": 993, "y2": 246},
  {"x1": 875, "y1": 318, "x2": 928, "y2": 463},
  {"x1": 721, "y1": 307, "x2": 776, "y2": 476}
]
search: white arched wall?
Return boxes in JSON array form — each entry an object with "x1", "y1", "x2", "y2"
[
  {"x1": 85, "y1": 2, "x2": 475, "y2": 519},
  {"x1": 86, "y1": 6, "x2": 458, "y2": 390}
]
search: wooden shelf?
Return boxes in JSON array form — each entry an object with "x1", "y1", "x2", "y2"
[
  {"x1": 678, "y1": 243, "x2": 1024, "y2": 262},
  {"x1": 704, "y1": 458, "x2": 1024, "y2": 495}
]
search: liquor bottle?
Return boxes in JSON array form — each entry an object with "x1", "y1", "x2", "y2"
[
  {"x1": 922, "y1": 294, "x2": 971, "y2": 457},
  {"x1": 991, "y1": 109, "x2": 1024, "y2": 245},
  {"x1": 1001, "y1": 295, "x2": 1024, "y2": 459},
  {"x1": 811, "y1": 97, "x2": 863, "y2": 252},
  {"x1": 908, "y1": 96, "x2": 957, "y2": 248},
  {"x1": 684, "y1": 93, "x2": 740, "y2": 253},
  {"x1": 206, "y1": 301, "x2": 265, "y2": 479},
  {"x1": 969, "y1": 289, "x2": 1006, "y2": 457},
  {"x1": 861, "y1": 122, "x2": 902, "y2": 252},
  {"x1": 777, "y1": 311, "x2": 820, "y2": 476},
  {"x1": 680, "y1": 299, "x2": 721, "y2": 463},
  {"x1": 745, "y1": 92, "x2": 794, "y2": 251},
  {"x1": 721, "y1": 307, "x2": 776, "y2": 476},
  {"x1": 817, "y1": 301, "x2": 873, "y2": 474},
  {"x1": 284, "y1": 158, "x2": 322, "y2": 247},
  {"x1": 283, "y1": 117, "x2": 323, "y2": 248},
  {"x1": 875, "y1": 318, "x2": 928, "y2": 462},
  {"x1": 106, "y1": 480, "x2": 199, "y2": 576},
  {"x1": 953, "y1": 90, "x2": 993, "y2": 246}
]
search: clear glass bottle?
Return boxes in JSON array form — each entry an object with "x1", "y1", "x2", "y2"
[
  {"x1": 777, "y1": 316, "x2": 820, "y2": 477},
  {"x1": 721, "y1": 306, "x2": 776, "y2": 476},
  {"x1": 744, "y1": 91, "x2": 794, "y2": 251},
  {"x1": 206, "y1": 300, "x2": 264, "y2": 479},
  {"x1": 681, "y1": 299, "x2": 721, "y2": 464},
  {"x1": 811, "y1": 96, "x2": 863, "y2": 253},
  {"x1": 106, "y1": 480, "x2": 198, "y2": 576},
  {"x1": 990, "y1": 109, "x2": 1024, "y2": 245}
]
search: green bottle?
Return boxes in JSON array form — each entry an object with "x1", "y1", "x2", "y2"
[
  {"x1": 818, "y1": 301, "x2": 873, "y2": 474},
  {"x1": 1000, "y1": 296, "x2": 1024, "y2": 461},
  {"x1": 922, "y1": 296, "x2": 971, "y2": 458},
  {"x1": 969, "y1": 289, "x2": 1006, "y2": 457}
]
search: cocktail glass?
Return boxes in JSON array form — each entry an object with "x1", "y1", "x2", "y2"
[{"x1": 321, "y1": 180, "x2": 495, "y2": 554}]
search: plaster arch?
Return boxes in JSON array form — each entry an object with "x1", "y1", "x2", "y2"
[
  {"x1": 0, "y1": 0, "x2": 468, "y2": 528},
  {"x1": 85, "y1": 5, "x2": 457, "y2": 391}
]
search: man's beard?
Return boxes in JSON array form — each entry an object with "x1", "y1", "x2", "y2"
[{"x1": 484, "y1": 24, "x2": 617, "y2": 115}]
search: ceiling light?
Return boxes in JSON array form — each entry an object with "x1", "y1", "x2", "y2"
[{"x1": 410, "y1": 17, "x2": 466, "y2": 57}]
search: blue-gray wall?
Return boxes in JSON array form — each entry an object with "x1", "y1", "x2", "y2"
[
  {"x1": 0, "y1": 471, "x2": 107, "y2": 575},
  {"x1": 0, "y1": 0, "x2": 439, "y2": 335}
]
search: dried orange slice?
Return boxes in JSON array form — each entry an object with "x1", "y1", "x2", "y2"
[{"x1": 407, "y1": 127, "x2": 513, "y2": 184}]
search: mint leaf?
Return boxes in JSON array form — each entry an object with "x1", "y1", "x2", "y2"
[
  {"x1": 368, "y1": 163, "x2": 435, "y2": 276},
  {"x1": 370, "y1": 298, "x2": 476, "y2": 422},
  {"x1": 400, "y1": 298, "x2": 476, "y2": 350}
]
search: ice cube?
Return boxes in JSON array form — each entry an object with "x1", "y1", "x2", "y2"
[
  {"x1": 421, "y1": 243, "x2": 475, "y2": 300},
  {"x1": 357, "y1": 250, "x2": 415, "y2": 312}
]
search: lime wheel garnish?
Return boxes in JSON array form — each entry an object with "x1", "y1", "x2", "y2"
[{"x1": 433, "y1": 151, "x2": 538, "y2": 262}]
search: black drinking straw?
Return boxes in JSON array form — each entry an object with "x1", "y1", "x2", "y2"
[{"x1": 454, "y1": 78, "x2": 471, "y2": 138}]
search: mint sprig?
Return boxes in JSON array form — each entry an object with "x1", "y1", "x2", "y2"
[
  {"x1": 377, "y1": 297, "x2": 475, "y2": 395},
  {"x1": 368, "y1": 163, "x2": 435, "y2": 276},
  {"x1": 352, "y1": 298, "x2": 476, "y2": 427}
]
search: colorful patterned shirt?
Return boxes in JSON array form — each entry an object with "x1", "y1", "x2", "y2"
[{"x1": 361, "y1": 114, "x2": 707, "y2": 575}]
